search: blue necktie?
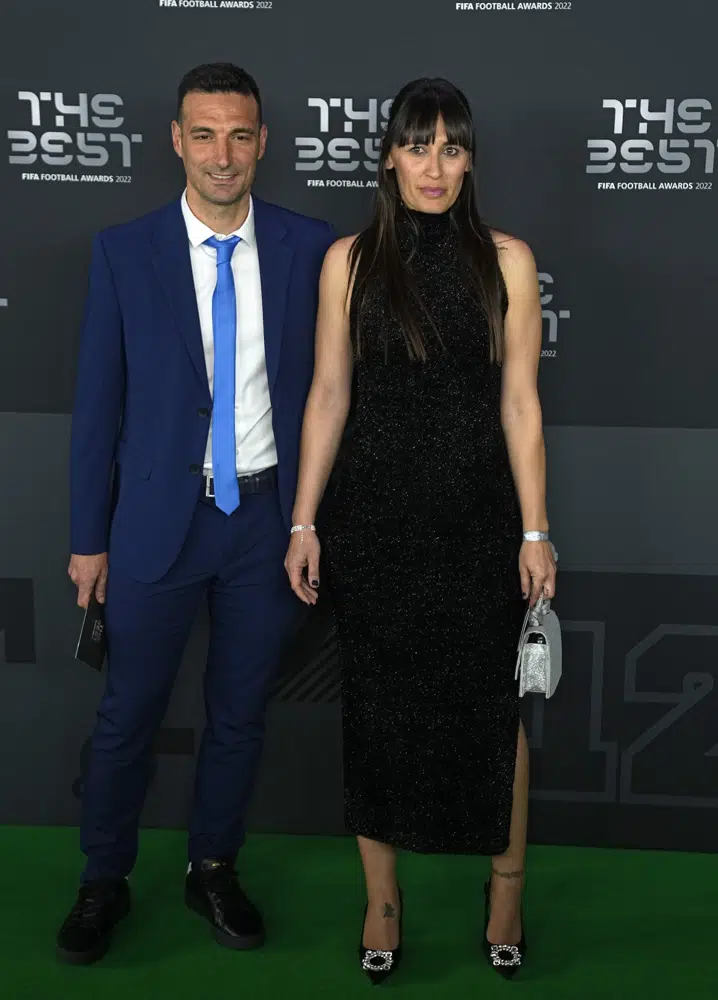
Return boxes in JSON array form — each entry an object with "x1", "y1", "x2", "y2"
[{"x1": 204, "y1": 235, "x2": 241, "y2": 514}]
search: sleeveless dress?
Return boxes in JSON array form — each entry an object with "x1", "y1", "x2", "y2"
[{"x1": 323, "y1": 208, "x2": 525, "y2": 855}]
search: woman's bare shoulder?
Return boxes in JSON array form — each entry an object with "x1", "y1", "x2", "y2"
[
  {"x1": 321, "y1": 235, "x2": 362, "y2": 298},
  {"x1": 489, "y1": 229, "x2": 534, "y2": 265},
  {"x1": 324, "y1": 234, "x2": 361, "y2": 266},
  {"x1": 489, "y1": 228, "x2": 537, "y2": 290}
]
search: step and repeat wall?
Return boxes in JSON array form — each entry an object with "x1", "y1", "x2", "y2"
[{"x1": 1, "y1": 0, "x2": 716, "y2": 852}]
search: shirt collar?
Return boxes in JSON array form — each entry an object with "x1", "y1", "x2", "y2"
[{"x1": 180, "y1": 189, "x2": 255, "y2": 248}]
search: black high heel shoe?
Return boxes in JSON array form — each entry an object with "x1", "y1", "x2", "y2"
[
  {"x1": 358, "y1": 886, "x2": 403, "y2": 985},
  {"x1": 482, "y1": 878, "x2": 526, "y2": 979}
]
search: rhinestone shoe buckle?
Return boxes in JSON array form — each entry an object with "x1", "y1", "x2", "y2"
[
  {"x1": 490, "y1": 943, "x2": 522, "y2": 967},
  {"x1": 362, "y1": 949, "x2": 394, "y2": 972}
]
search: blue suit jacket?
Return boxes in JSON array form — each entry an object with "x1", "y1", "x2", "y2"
[{"x1": 70, "y1": 196, "x2": 335, "y2": 583}]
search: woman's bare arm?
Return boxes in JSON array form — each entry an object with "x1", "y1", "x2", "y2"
[
  {"x1": 494, "y1": 231, "x2": 555, "y2": 601},
  {"x1": 291, "y1": 236, "x2": 356, "y2": 528}
]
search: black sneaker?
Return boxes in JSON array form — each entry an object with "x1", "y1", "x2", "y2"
[
  {"x1": 185, "y1": 859, "x2": 265, "y2": 950},
  {"x1": 56, "y1": 878, "x2": 131, "y2": 964}
]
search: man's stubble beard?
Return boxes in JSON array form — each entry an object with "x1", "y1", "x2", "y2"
[
  {"x1": 204, "y1": 187, "x2": 250, "y2": 207},
  {"x1": 194, "y1": 169, "x2": 254, "y2": 209}
]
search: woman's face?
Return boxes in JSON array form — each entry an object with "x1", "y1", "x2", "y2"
[{"x1": 386, "y1": 114, "x2": 470, "y2": 213}]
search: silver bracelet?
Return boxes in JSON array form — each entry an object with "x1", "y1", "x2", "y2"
[
  {"x1": 523, "y1": 530, "x2": 549, "y2": 542},
  {"x1": 290, "y1": 524, "x2": 316, "y2": 534}
]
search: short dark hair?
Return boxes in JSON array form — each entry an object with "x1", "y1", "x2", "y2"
[{"x1": 177, "y1": 62, "x2": 263, "y2": 123}]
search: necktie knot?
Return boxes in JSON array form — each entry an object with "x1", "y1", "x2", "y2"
[{"x1": 204, "y1": 234, "x2": 240, "y2": 266}]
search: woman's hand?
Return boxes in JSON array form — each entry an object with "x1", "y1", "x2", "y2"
[
  {"x1": 519, "y1": 540, "x2": 556, "y2": 605},
  {"x1": 285, "y1": 529, "x2": 322, "y2": 606}
]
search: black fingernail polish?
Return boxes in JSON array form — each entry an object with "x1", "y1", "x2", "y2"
[{"x1": 311, "y1": 579, "x2": 319, "y2": 587}]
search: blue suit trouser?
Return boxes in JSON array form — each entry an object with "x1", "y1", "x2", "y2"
[{"x1": 79, "y1": 484, "x2": 297, "y2": 881}]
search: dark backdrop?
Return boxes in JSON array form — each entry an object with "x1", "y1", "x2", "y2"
[{"x1": 1, "y1": 0, "x2": 717, "y2": 852}]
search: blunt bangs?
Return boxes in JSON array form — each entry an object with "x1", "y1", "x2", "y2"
[{"x1": 393, "y1": 90, "x2": 474, "y2": 152}]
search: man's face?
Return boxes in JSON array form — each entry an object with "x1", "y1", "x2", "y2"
[{"x1": 171, "y1": 90, "x2": 267, "y2": 207}]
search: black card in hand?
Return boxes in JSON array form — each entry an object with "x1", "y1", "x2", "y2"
[{"x1": 75, "y1": 593, "x2": 107, "y2": 671}]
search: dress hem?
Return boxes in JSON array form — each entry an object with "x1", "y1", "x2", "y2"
[{"x1": 347, "y1": 825, "x2": 510, "y2": 857}]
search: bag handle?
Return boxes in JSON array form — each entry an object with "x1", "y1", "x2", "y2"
[{"x1": 528, "y1": 594, "x2": 551, "y2": 625}]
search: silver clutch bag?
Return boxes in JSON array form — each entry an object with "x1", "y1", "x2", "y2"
[{"x1": 515, "y1": 595, "x2": 562, "y2": 698}]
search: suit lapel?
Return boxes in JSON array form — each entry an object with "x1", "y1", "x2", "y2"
[
  {"x1": 254, "y1": 197, "x2": 294, "y2": 395},
  {"x1": 150, "y1": 200, "x2": 210, "y2": 399}
]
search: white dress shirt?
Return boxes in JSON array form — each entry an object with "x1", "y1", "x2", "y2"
[{"x1": 181, "y1": 190, "x2": 277, "y2": 476}]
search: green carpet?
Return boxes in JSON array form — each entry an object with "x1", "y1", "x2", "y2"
[{"x1": 1, "y1": 827, "x2": 714, "y2": 999}]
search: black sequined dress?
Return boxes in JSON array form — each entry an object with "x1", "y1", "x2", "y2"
[{"x1": 323, "y1": 208, "x2": 525, "y2": 855}]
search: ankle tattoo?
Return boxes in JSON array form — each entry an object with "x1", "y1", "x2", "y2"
[
  {"x1": 492, "y1": 867, "x2": 525, "y2": 881},
  {"x1": 383, "y1": 902, "x2": 396, "y2": 919}
]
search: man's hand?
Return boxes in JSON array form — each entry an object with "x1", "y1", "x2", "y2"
[{"x1": 68, "y1": 553, "x2": 109, "y2": 608}]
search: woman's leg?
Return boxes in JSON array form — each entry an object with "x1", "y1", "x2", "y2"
[
  {"x1": 358, "y1": 835, "x2": 401, "y2": 950},
  {"x1": 487, "y1": 719, "x2": 529, "y2": 943}
]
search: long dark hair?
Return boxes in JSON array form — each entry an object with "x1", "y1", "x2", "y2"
[{"x1": 349, "y1": 77, "x2": 505, "y2": 363}]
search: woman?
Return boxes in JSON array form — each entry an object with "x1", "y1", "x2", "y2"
[{"x1": 285, "y1": 77, "x2": 556, "y2": 983}]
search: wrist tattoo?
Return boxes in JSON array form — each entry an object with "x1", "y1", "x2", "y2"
[{"x1": 383, "y1": 902, "x2": 396, "y2": 919}]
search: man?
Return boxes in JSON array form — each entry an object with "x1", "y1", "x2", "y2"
[{"x1": 57, "y1": 62, "x2": 335, "y2": 964}]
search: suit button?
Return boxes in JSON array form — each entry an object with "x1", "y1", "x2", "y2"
[
  {"x1": 189, "y1": 464, "x2": 201, "y2": 475},
  {"x1": 197, "y1": 407, "x2": 209, "y2": 417}
]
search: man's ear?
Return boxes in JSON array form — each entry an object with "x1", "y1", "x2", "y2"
[
  {"x1": 258, "y1": 123, "x2": 268, "y2": 161},
  {"x1": 171, "y1": 120, "x2": 183, "y2": 160}
]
